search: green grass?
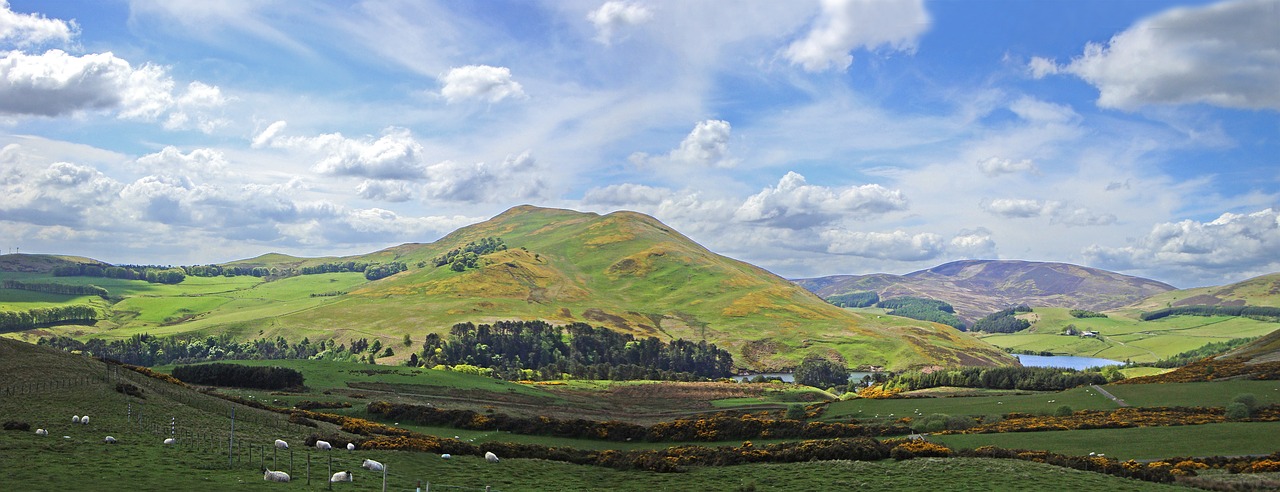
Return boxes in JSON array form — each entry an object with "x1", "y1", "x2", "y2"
[
  {"x1": 824, "y1": 386, "x2": 1120, "y2": 422},
  {"x1": 978, "y1": 307, "x2": 1280, "y2": 363},
  {"x1": 1102, "y1": 380, "x2": 1280, "y2": 408},
  {"x1": 932, "y1": 421, "x2": 1280, "y2": 460}
]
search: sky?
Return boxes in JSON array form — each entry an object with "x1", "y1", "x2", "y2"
[{"x1": 0, "y1": 0, "x2": 1278, "y2": 289}]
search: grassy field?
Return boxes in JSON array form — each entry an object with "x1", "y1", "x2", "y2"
[
  {"x1": 977, "y1": 307, "x2": 1280, "y2": 363},
  {"x1": 932, "y1": 421, "x2": 1280, "y2": 460}
]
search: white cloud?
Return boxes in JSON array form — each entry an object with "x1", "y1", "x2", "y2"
[
  {"x1": 252, "y1": 120, "x2": 288, "y2": 148},
  {"x1": 631, "y1": 119, "x2": 738, "y2": 169},
  {"x1": 439, "y1": 65, "x2": 526, "y2": 104},
  {"x1": 1026, "y1": 56, "x2": 1058, "y2": 79},
  {"x1": 1034, "y1": 0, "x2": 1280, "y2": 110},
  {"x1": 950, "y1": 229, "x2": 997, "y2": 257},
  {"x1": 421, "y1": 150, "x2": 547, "y2": 202},
  {"x1": 976, "y1": 157, "x2": 1037, "y2": 177},
  {"x1": 1052, "y1": 207, "x2": 1117, "y2": 227},
  {"x1": 356, "y1": 179, "x2": 415, "y2": 202},
  {"x1": 261, "y1": 126, "x2": 429, "y2": 181},
  {"x1": 581, "y1": 183, "x2": 671, "y2": 206},
  {"x1": 982, "y1": 198, "x2": 1049, "y2": 218},
  {"x1": 1009, "y1": 96, "x2": 1078, "y2": 124},
  {"x1": 1084, "y1": 208, "x2": 1280, "y2": 284},
  {"x1": 784, "y1": 0, "x2": 930, "y2": 72},
  {"x1": 0, "y1": 50, "x2": 173, "y2": 118},
  {"x1": 587, "y1": 1, "x2": 653, "y2": 45},
  {"x1": 135, "y1": 146, "x2": 229, "y2": 178},
  {"x1": 0, "y1": 1, "x2": 77, "y2": 47},
  {"x1": 820, "y1": 229, "x2": 945, "y2": 261},
  {"x1": 164, "y1": 81, "x2": 230, "y2": 133},
  {"x1": 734, "y1": 171, "x2": 908, "y2": 229}
]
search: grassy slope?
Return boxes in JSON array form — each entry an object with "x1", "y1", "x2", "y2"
[
  {"x1": 975, "y1": 307, "x2": 1279, "y2": 363},
  {"x1": 2, "y1": 207, "x2": 1015, "y2": 371}
]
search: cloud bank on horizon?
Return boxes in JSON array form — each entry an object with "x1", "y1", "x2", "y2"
[{"x1": 0, "y1": 0, "x2": 1277, "y2": 288}]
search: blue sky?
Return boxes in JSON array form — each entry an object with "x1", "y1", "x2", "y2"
[{"x1": 0, "y1": 0, "x2": 1277, "y2": 288}]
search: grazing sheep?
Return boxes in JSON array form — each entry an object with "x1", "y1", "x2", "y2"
[
  {"x1": 163, "y1": 438, "x2": 175, "y2": 445},
  {"x1": 361, "y1": 459, "x2": 384, "y2": 472},
  {"x1": 263, "y1": 469, "x2": 290, "y2": 482},
  {"x1": 440, "y1": 454, "x2": 451, "y2": 459},
  {"x1": 80, "y1": 415, "x2": 89, "y2": 425},
  {"x1": 104, "y1": 436, "x2": 117, "y2": 444},
  {"x1": 35, "y1": 428, "x2": 48, "y2": 436},
  {"x1": 485, "y1": 451, "x2": 499, "y2": 463},
  {"x1": 274, "y1": 439, "x2": 289, "y2": 450},
  {"x1": 346, "y1": 442, "x2": 355, "y2": 451},
  {"x1": 72, "y1": 415, "x2": 80, "y2": 424},
  {"x1": 330, "y1": 471, "x2": 352, "y2": 482},
  {"x1": 315, "y1": 440, "x2": 332, "y2": 451}
]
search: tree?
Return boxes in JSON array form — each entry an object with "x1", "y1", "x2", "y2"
[
  {"x1": 794, "y1": 354, "x2": 848, "y2": 389},
  {"x1": 403, "y1": 334, "x2": 412, "y2": 347}
]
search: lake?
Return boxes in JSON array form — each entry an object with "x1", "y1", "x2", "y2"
[{"x1": 1016, "y1": 354, "x2": 1123, "y2": 370}]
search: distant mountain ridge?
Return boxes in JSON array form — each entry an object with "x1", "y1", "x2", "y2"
[{"x1": 793, "y1": 260, "x2": 1177, "y2": 324}]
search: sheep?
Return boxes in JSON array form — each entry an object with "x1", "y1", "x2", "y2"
[
  {"x1": 263, "y1": 469, "x2": 290, "y2": 482},
  {"x1": 274, "y1": 439, "x2": 289, "y2": 450},
  {"x1": 485, "y1": 451, "x2": 499, "y2": 463},
  {"x1": 104, "y1": 436, "x2": 117, "y2": 444},
  {"x1": 163, "y1": 438, "x2": 175, "y2": 445},
  {"x1": 80, "y1": 415, "x2": 89, "y2": 425},
  {"x1": 361, "y1": 459, "x2": 384, "y2": 472},
  {"x1": 330, "y1": 471, "x2": 353, "y2": 482},
  {"x1": 315, "y1": 440, "x2": 332, "y2": 451},
  {"x1": 72, "y1": 415, "x2": 80, "y2": 424},
  {"x1": 35, "y1": 428, "x2": 48, "y2": 436},
  {"x1": 347, "y1": 442, "x2": 356, "y2": 451},
  {"x1": 440, "y1": 454, "x2": 451, "y2": 459}
]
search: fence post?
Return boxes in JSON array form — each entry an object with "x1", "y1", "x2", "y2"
[
  {"x1": 382, "y1": 463, "x2": 387, "y2": 492},
  {"x1": 328, "y1": 455, "x2": 333, "y2": 490},
  {"x1": 306, "y1": 453, "x2": 311, "y2": 486}
]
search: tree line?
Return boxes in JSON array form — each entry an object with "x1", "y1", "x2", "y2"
[
  {"x1": 0, "y1": 305, "x2": 99, "y2": 332},
  {"x1": 1139, "y1": 305, "x2": 1280, "y2": 322},
  {"x1": 52, "y1": 263, "x2": 186, "y2": 284},
  {"x1": 970, "y1": 306, "x2": 1032, "y2": 333},
  {"x1": 170, "y1": 362, "x2": 305, "y2": 390},
  {"x1": 881, "y1": 365, "x2": 1108, "y2": 392},
  {"x1": 2, "y1": 279, "x2": 108, "y2": 298},
  {"x1": 415, "y1": 320, "x2": 734, "y2": 381},
  {"x1": 826, "y1": 291, "x2": 879, "y2": 308},
  {"x1": 876, "y1": 296, "x2": 967, "y2": 330}
]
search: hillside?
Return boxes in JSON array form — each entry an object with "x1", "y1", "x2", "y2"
[
  {"x1": 1, "y1": 206, "x2": 1016, "y2": 372},
  {"x1": 794, "y1": 260, "x2": 1176, "y2": 323},
  {"x1": 1121, "y1": 272, "x2": 1280, "y2": 313}
]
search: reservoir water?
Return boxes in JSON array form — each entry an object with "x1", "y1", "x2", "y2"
[{"x1": 1016, "y1": 354, "x2": 1123, "y2": 370}]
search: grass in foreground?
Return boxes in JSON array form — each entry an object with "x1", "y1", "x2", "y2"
[{"x1": 932, "y1": 421, "x2": 1280, "y2": 461}]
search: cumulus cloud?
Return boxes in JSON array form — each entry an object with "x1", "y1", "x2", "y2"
[
  {"x1": 1084, "y1": 208, "x2": 1280, "y2": 283},
  {"x1": 1031, "y1": 0, "x2": 1280, "y2": 110},
  {"x1": 0, "y1": 159, "x2": 121, "y2": 226},
  {"x1": 258, "y1": 125, "x2": 429, "y2": 181},
  {"x1": 421, "y1": 150, "x2": 547, "y2": 202},
  {"x1": 439, "y1": 65, "x2": 526, "y2": 103},
  {"x1": 0, "y1": 50, "x2": 173, "y2": 118},
  {"x1": 581, "y1": 183, "x2": 672, "y2": 206},
  {"x1": 631, "y1": 119, "x2": 738, "y2": 169},
  {"x1": 977, "y1": 157, "x2": 1037, "y2": 176},
  {"x1": 982, "y1": 198, "x2": 1049, "y2": 218},
  {"x1": 356, "y1": 179, "x2": 415, "y2": 202},
  {"x1": 950, "y1": 229, "x2": 997, "y2": 257},
  {"x1": 820, "y1": 229, "x2": 945, "y2": 261},
  {"x1": 0, "y1": 1, "x2": 77, "y2": 47},
  {"x1": 135, "y1": 146, "x2": 229, "y2": 178},
  {"x1": 734, "y1": 171, "x2": 908, "y2": 229},
  {"x1": 784, "y1": 0, "x2": 930, "y2": 72},
  {"x1": 1051, "y1": 207, "x2": 1117, "y2": 227},
  {"x1": 982, "y1": 198, "x2": 1117, "y2": 227},
  {"x1": 587, "y1": 1, "x2": 652, "y2": 45},
  {"x1": 163, "y1": 82, "x2": 230, "y2": 133}
]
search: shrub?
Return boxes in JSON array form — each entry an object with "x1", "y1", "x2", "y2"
[
  {"x1": 3, "y1": 421, "x2": 30, "y2": 431},
  {"x1": 1225, "y1": 402, "x2": 1251, "y2": 421},
  {"x1": 785, "y1": 404, "x2": 807, "y2": 421},
  {"x1": 1054, "y1": 405, "x2": 1074, "y2": 417},
  {"x1": 1233, "y1": 393, "x2": 1259, "y2": 413},
  {"x1": 115, "y1": 382, "x2": 145, "y2": 399}
]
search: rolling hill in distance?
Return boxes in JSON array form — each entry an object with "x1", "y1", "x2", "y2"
[
  {"x1": 793, "y1": 260, "x2": 1178, "y2": 324},
  {"x1": 0, "y1": 205, "x2": 1014, "y2": 372}
]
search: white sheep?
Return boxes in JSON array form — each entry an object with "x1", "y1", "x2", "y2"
[
  {"x1": 330, "y1": 471, "x2": 352, "y2": 482},
  {"x1": 163, "y1": 438, "x2": 176, "y2": 445},
  {"x1": 263, "y1": 469, "x2": 290, "y2": 482},
  {"x1": 361, "y1": 459, "x2": 384, "y2": 471},
  {"x1": 104, "y1": 436, "x2": 117, "y2": 444},
  {"x1": 80, "y1": 415, "x2": 89, "y2": 425},
  {"x1": 440, "y1": 453, "x2": 451, "y2": 459},
  {"x1": 346, "y1": 442, "x2": 355, "y2": 451},
  {"x1": 485, "y1": 451, "x2": 499, "y2": 463},
  {"x1": 72, "y1": 415, "x2": 80, "y2": 424},
  {"x1": 35, "y1": 428, "x2": 48, "y2": 436},
  {"x1": 274, "y1": 439, "x2": 289, "y2": 450},
  {"x1": 315, "y1": 440, "x2": 332, "y2": 451}
]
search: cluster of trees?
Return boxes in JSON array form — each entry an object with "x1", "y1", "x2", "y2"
[
  {"x1": 37, "y1": 333, "x2": 344, "y2": 366},
  {"x1": 363, "y1": 262, "x2": 407, "y2": 280},
  {"x1": 970, "y1": 306, "x2": 1032, "y2": 333},
  {"x1": 299, "y1": 261, "x2": 371, "y2": 275},
  {"x1": 794, "y1": 354, "x2": 849, "y2": 388},
  {"x1": 415, "y1": 320, "x2": 734, "y2": 381},
  {"x1": 184, "y1": 264, "x2": 276, "y2": 278},
  {"x1": 52, "y1": 263, "x2": 186, "y2": 284},
  {"x1": 877, "y1": 297, "x2": 966, "y2": 330},
  {"x1": 171, "y1": 362, "x2": 305, "y2": 390},
  {"x1": 1069, "y1": 309, "x2": 1108, "y2": 318},
  {"x1": 826, "y1": 291, "x2": 879, "y2": 308},
  {"x1": 881, "y1": 366, "x2": 1108, "y2": 392},
  {"x1": 0, "y1": 305, "x2": 98, "y2": 332},
  {"x1": 2, "y1": 280, "x2": 108, "y2": 298},
  {"x1": 1139, "y1": 305, "x2": 1280, "y2": 322},
  {"x1": 431, "y1": 237, "x2": 507, "y2": 272}
]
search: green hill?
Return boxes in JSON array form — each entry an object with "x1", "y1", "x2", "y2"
[{"x1": 1, "y1": 206, "x2": 1015, "y2": 371}]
